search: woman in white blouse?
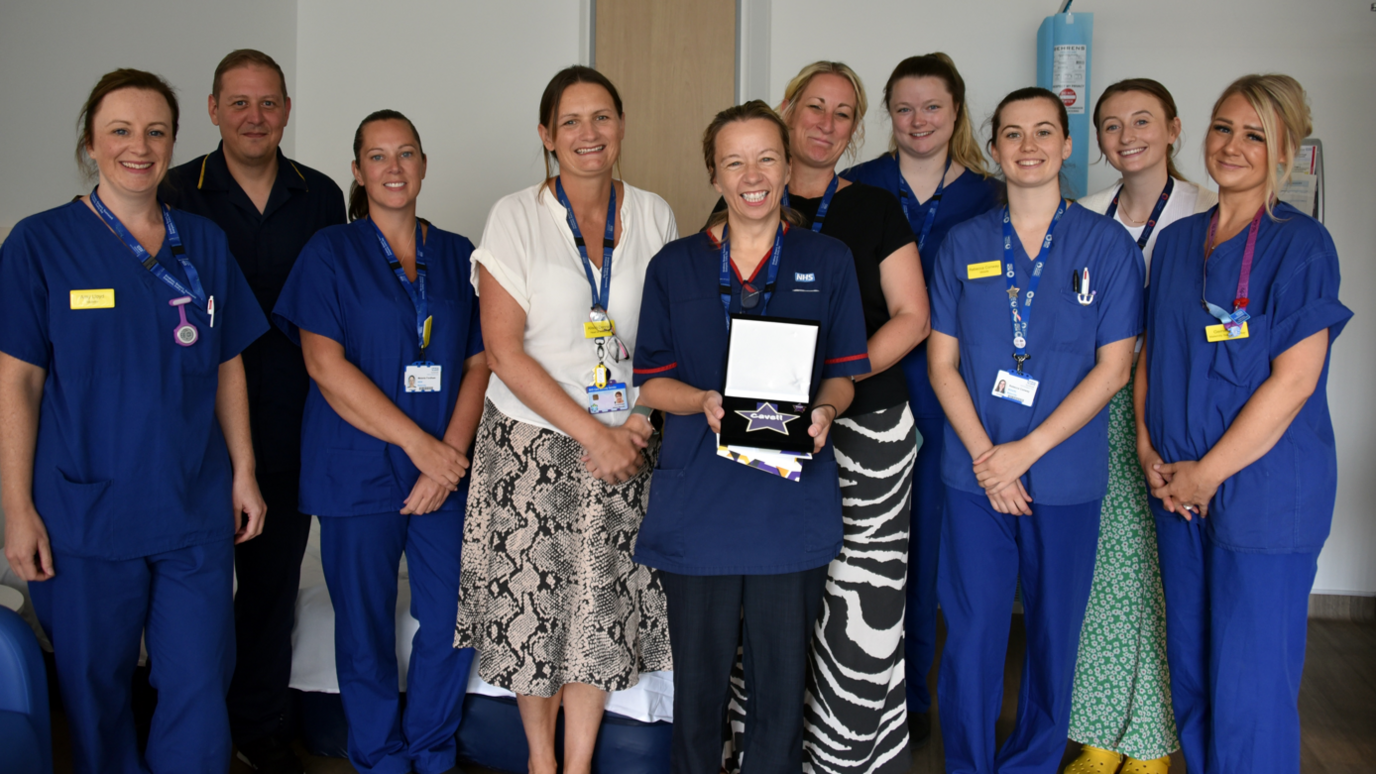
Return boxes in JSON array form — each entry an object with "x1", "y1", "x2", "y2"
[
  {"x1": 453, "y1": 66, "x2": 677, "y2": 774},
  {"x1": 1065, "y1": 78, "x2": 1216, "y2": 774}
]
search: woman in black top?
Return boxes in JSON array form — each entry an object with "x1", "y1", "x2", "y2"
[{"x1": 714, "y1": 61, "x2": 928, "y2": 774}]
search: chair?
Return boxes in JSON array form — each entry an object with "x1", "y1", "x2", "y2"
[{"x1": 0, "y1": 606, "x2": 52, "y2": 774}]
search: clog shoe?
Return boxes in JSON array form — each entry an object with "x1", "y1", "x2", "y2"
[{"x1": 1063, "y1": 745, "x2": 1123, "y2": 773}]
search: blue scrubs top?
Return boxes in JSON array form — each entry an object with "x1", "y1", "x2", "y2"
[
  {"x1": 842, "y1": 153, "x2": 1004, "y2": 416},
  {"x1": 0, "y1": 201, "x2": 268, "y2": 560},
  {"x1": 1144, "y1": 201, "x2": 1351, "y2": 553},
  {"x1": 272, "y1": 219, "x2": 484, "y2": 518},
  {"x1": 632, "y1": 226, "x2": 872, "y2": 575},
  {"x1": 928, "y1": 204, "x2": 1144, "y2": 505}
]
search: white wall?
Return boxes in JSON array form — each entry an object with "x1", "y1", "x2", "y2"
[
  {"x1": 767, "y1": 0, "x2": 1376, "y2": 595},
  {"x1": 293, "y1": 0, "x2": 583, "y2": 241},
  {"x1": 0, "y1": 0, "x2": 298, "y2": 230}
]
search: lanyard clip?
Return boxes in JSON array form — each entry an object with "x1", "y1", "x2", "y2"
[{"x1": 1013, "y1": 353, "x2": 1030, "y2": 375}]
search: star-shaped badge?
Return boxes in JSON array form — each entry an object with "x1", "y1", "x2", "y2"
[
  {"x1": 735, "y1": 401, "x2": 800, "y2": 435},
  {"x1": 1006, "y1": 286, "x2": 1020, "y2": 300}
]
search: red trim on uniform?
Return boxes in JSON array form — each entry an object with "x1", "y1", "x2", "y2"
[
  {"x1": 824, "y1": 353, "x2": 868, "y2": 365},
  {"x1": 633, "y1": 362, "x2": 678, "y2": 375}
]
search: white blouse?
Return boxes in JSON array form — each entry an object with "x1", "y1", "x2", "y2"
[
  {"x1": 470, "y1": 180, "x2": 678, "y2": 434},
  {"x1": 1078, "y1": 177, "x2": 1218, "y2": 278}
]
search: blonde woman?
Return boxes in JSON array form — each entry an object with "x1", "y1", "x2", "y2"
[{"x1": 1141, "y1": 74, "x2": 1350, "y2": 774}]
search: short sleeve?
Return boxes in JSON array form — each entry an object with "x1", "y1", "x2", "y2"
[
  {"x1": 0, "y1": 225, "x2": 52, "y2": 368},
  {"x1": 928, "y1": 232, "x2": 961, "y2": 338},
  {"x1": 470, "y1": 198, "x2": 532, "y2": 313},
  {"x1": 273, "y1": 232, "x2": 343, "y2": 346},
  {"x1": 874, "y1": 190, "x2": 916, "y2": 261},
  {"x1": 209, "y1": 233, "x2": 270, "y2": 363},
  {"x1": 1092, "y1": 226, "x2": 1146, "y2": 347},
  {"x1": 822, "y1": 247, "x2": 872, "y2": 379},
  {"x1": 631, "y1": 247, "x2": 680, "y2": 386},
  {"x1": 1268, "y1": 231, "x2": 1352, "y2": 358}
]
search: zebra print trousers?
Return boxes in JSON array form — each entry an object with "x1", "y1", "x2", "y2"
[{"x1": 724, "y1": 404, "x2": 918, "y2": 773}]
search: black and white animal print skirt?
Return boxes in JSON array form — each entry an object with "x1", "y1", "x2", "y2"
[
  {"x1": 803, "y1": 404, "x2": 917, "y2": 773},
  {"x1": 454, "y1": 400, "x2": 672, "y2": 698}
]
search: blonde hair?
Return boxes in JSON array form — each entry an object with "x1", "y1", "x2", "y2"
[
  {"x1": 779, "y1": 61, "x2": 867, "y2": 163},
  {"x1": 882, "y1": 53, "x2": 990, "y2": 177},
  {"x1": 1209, "y1": 74, "x2": 1312, "y2": 219}
]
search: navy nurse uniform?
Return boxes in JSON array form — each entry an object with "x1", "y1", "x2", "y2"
[
  {"x1": 927, "y1": 204, "x2": 1143, "y2": 774},
  {"x1": 0, "y1": 200, "x2": 267, "y2": 774},
  {"x1": 842, "y1": 152, "x2": 1003, "y2": 714},
  {"x1": 632, "y1": 225, "x2": 871, "y2": 774},
  {"x1": 1144, "y1": 201, "x2": 1351, "y2": 774},
  {"x1": 273, "y1": 218, "x2": 483, "y2": 774}
]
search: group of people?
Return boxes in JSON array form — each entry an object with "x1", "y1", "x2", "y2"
[{"x1": 0, "y1": 43, "x2": 1348, "y2": 774}]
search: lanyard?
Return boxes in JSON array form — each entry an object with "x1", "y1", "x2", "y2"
[
  {"x1": 897, "y1": 154, "x2": 952, "y2": 252},
  {"x1": 718, "y1": 222, "x2": 785, "y2": 330},
  {"x1": 1201, "y1": 206, "x2": 1263, "y2": 328},
  {"x1": 780, "y1": 174, "x2": 838, "y2": 233},
  {"x1": 1106, "y1": 176, "x2": 1174, "y2": 250},
  {"x1": 90, "y1": 186, "x2": 206, "y2": 303},
  {"x1": 555, "y1": 177, "x2": 616, "y2": 313},
  {"x1": 1001, "y1": 199, "x2": 1068, "y2": 373},
  {"x1": 367, "y1": 218, "x2": 429, "y2": 354}
]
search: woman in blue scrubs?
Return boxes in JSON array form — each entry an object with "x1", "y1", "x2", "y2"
[
  {"x1": 1140, "y1": 75, "x2": 1351, "y2": 774},
  {"x1": 273, "y1": 110, "x2": 488, "y2": 774},
  {"x1": 633, "y1": 100, "x2": 872, "y2": 774},
  {"x1": 0, "y1": 69, "x2": 268, "y2": 774},
  {"x1": 926, "y1": 88, "x2": 1143, "y2": 774},
  {"x1": 840, "y1": 54, "x2": 1002, "y2": 741}
]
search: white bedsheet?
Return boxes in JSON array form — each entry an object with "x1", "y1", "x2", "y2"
[{"x1": 288, "y1": 517, "x2": 673, "y2": 724}]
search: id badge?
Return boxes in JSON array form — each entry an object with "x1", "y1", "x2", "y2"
[
  {"x1": 991, "y1": 369, "x2": 1038, "y2": 407},
  {"x1": 404, "y1": 362, "x2": 442, "y2": 393},
  {"x1": 1205, "y1": 321, "x2": 1250, "y2": 342},
  {"x1": 584, "y1": 319, "x2": 616, "y2": 338},
  {"x1": 587, "y1": 381, "x2": 630, "y2": 414}
]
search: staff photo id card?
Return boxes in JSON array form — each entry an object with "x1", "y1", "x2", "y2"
[{"x1": 718, "y1": 315, "x2": 819, "y2": 455}]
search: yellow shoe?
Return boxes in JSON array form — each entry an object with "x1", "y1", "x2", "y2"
[
  {"x1": 1064, "y1": 746, "x2": 1123, "y2": 774},
  {"x1": 1120, "y1": 755, "x2": 1171, "y2": 774}
]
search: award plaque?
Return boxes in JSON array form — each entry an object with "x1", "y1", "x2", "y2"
[{"x1": 718, "y1": 314, "x2": 819, "y2": 454}]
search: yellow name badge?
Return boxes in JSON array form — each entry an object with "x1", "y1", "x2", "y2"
[
  {"x1": 70, "y1": 289, "x2": 115, "y2": 309},
  {"x1": 421, "y1": 315, "x2": 433, "y2": 349},
  {"x1": 583, "y1": 319, "x2": 616, "y2": 338},
  {"x1": 1205, "y1": 321, "x2": 1250, "y2": 342},
  {"x1": 967, "y1": 260, "x2": 1002, "y2": 280}
]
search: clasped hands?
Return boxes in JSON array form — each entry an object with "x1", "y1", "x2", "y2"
[
  {"x1": 581, "y1": 412, "x2": 654, "y2": 485},
  {"x1": 403, "y1": 433, "x2": 472, "y2": 515},
  {"x1": 972, "y1": 439, "x2": 1039, "y2": 516},
  {"x1": 1138, "y1": 442, "x2": 1220, "y2": 520}
]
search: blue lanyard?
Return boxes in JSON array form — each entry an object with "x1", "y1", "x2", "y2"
[
  {"x1": 718, "y1": 222, "x2": 785, "y2": 330},
  {"x1": 1001, "y1": 199, "x2": 1068, "y2": 373},
  {"x1": 555, "y1": 177, "x2": 616, "y2": 312},
  {"x1": 780, "y1": 174, "x2": 838, "y2": 233},
  {"x1": 1106, "y1": 176, "x2": 1174, "y2": 250},
  {"x1": 897, "y1": 154, "x2": 952, "y2": 252},
  {"x1": 90, "y1": 186, "x2": 206, "y2": 303},
  {"x1": 367, "y1": 218, "x2": 429, "y2": 354}
]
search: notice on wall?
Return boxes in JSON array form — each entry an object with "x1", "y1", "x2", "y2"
[{"x1": 1052, "y1": 44, "x2": 1087, "y2": 115}]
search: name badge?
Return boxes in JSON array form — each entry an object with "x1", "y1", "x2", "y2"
[
  {"x1": 967, "y1": 260, "x2": 1002, "y2": 280},
  {"x1": 992, "y1": 369, "x2": 1038, "y2": 407},
  {"x1": 587, "y1": 381, "x2": 630, "y2": 414},
  {"x1": 70, "y1": 289, "x2": 115, "y2": 309},
  {"x1": 404, "y1": 362, "x2": 442, "y2": 393},
  {"x1": 584, "y1": 319, "x2": 616, "y2": 339},
  {"x1": 1205, "y1": 321, "x2": 1250, "y2": 342}
]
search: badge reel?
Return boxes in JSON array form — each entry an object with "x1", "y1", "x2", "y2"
[
  {"x1": 169, "y1": 296, "x2": 198, "y2": 346},
  {"x1": 586, "y1": 306, "x2": 630, "y2": 415},
  {"x1": 404, "y1": 316, "x2": 441, "y2": 393}
]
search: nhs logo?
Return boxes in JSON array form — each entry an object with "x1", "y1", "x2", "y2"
[{"x1": 794, "y1": 272, "x2": 816, "y2": 283}]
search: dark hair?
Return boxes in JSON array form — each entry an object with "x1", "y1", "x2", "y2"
[
  {"x1": 700, "y1": 100, "x2": 807, "y2": 231},
  {"x1": 988, "y1": 86, "x2": 1069, "y2": 145},
  {"x1": 881, "y1": 53, "x2": 989, "y2": 176},
  {"x1": 75, "y1": 69, "x2": 180, "y2": 179},
  {"x1": 212, "y1": 49, "x2": 289, "y2": 102},
  {"x1": 1092, "y1": 78, "x2": 1186, "y2": 182},
  {"x1": 348, "y1": 109, "x2": 425, "y2": 222},
  {"x1": 538, "y1": 65, "x2": 624, "y2": 179}
]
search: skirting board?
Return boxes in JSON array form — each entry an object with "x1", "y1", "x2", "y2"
[{"x1": 1309, "y1": 594, "x2": 1376, "y2": 622}]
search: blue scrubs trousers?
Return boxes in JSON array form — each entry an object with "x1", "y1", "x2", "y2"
[
  {"x1": 1154, "y1": 511, "x2": 1317, "y2": 774},
  {"x1": 28, "y1": 539, "x2": 235, "y2": 774},
  {"x1": 905, "y1": 412, "x2": 943, "y2": 713},
  {"x1": 937, "y1": 487, "x2": 1100, "y2": 774},
  {"x1": 319, "y1": 511, "x2": 474, "y2": 774}
]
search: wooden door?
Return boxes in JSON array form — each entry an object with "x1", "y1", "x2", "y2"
[{"x1": 595, "y1": 0, "x2": 736, "y2": 233}]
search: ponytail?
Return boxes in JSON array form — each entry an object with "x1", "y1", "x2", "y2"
[{"x1": 348, "y1": 109, "x2": 424, "y2": 222}]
